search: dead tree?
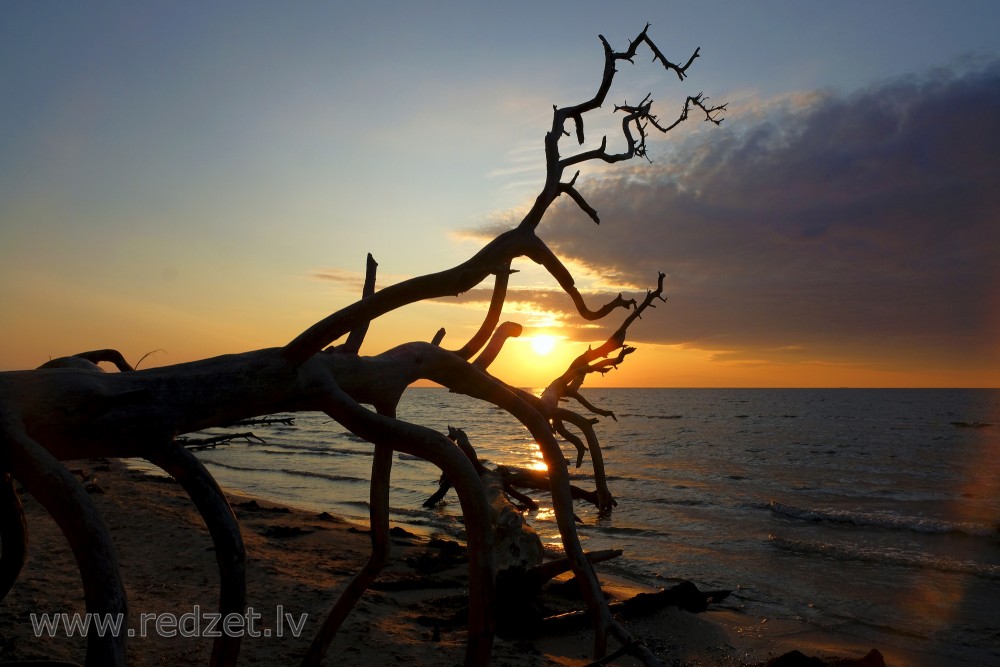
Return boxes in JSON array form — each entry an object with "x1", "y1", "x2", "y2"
[{"x1": 0, "y1": 23, "x2": 723, "y2": 667}]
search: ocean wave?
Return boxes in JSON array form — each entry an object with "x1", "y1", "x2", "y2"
[
  {"x1": 200, "y1": 459, "x2": 370, "y2": 486},
  {"x1": 605, "y1": 474, "x2": 647, "y2": 483},
  {"x1": 254, "y1": 448, "x2": 344, "y2": 458},
  {"x1": 279, "y1": 469, "x2": 368, "y2": 484},
  {"x1": 767, "y1": 535, "x2": 1000, "y2": 580},
  {"x1": 647, "y1": 497, "x2": 710, "y2": 507},
  {"x1": 591, "y1": 524, "x2": 666, "y2": 538},
  {"x1": 250, "y1": 441, "x2": 348, "y2": 453},
  {"x1": 769, "y1": 502, "x2": 999, "y2": 539},
  {"x1": 341, "y1": 500, "x2": 371, "y2": 510},
  {"x1": 199, "y1": 459, "x2": 270, "y2": 473},
  {"x1": 337, "y1": 431, "x2": 373, "y2": 443},
  {"x1": 618, "y1": 413, "x2": 684, "y2": 420},
  {"x1": 252, "y1": 443, "x2": 374, "y2": 457}
]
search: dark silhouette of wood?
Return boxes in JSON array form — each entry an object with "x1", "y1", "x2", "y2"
[
  {"x1": 37, "y1": 348, "x2": 134, "y2": 373},
  {"x1": 145, "y1": 444, "x2": 246, "y2": 667},
  {"x1": 180, "y1": 432, "x2": 265, "y2": 451},
  {"x1": 539, "y1": 581, "x2": 732, "y2": 634},
  {"x1": 0, "y1": 473, "x2": 27, "y2": 602},
  {"x1": 226, "y1": 416, "x2": 295, "y2": 427},
  {"x1": 0, "y1": 24, "x2": 724, "y2": 667}
]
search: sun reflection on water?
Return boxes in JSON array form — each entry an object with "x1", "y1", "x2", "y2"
[{"x1": 528, "y1": 449, "x2": 548, "y2": 472}]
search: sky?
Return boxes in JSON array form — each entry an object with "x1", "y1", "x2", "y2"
[{"x1": 2, "y1": 1, "x2": 998, "y2": 388}]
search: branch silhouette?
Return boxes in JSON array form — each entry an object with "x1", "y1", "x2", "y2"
[{"x1": 0, "y1": 23, "x2": 723, "y2": 667}]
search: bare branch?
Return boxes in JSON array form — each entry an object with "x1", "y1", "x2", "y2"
[
  {"x1": 284, "y1": 229, "x2": 533, "y2": 362},
  {"x1": 652, "y1": 93, "x2": 727, "y2": 134},
  {"x1": 521, "y1": 240, "x2": 636, "y2": 320},
  {"x1": 305, "y1": 405, "x2": 396, "y2": 666},
  {"x1": 553, "y1": 418, "x2": 589, "y2": 468},
  {"x1": 559, "y1": 172, "x2": 601, "y2": 224},
  {"x1": 552, "y1": 33, "x2": 723, "y2": 182},
  {"x1": 4, "y1": 421, "x2": 127, "y2": 665},
  {"x1": 284, "y1": 24, "x2": 719, "y2": 363},
  {"x1": 38, "y1": 349, "x2": 134, "y2": 372},
  {"x1": 135, "y1": 349, "x2": 166, "y2": 370},
  {"x1": 312, "y1": 378, "x2": 496, "y2": 665},
  {"x1": 556, "y1": 409, "x2": 616, "y2": 512},
  {"x1": 453, "y1": 264, "x2": 515, "y2": 360},
  {"x1": 472, "y1": 321, "x2": 522, "y2": 371},
  {"x1": 340, "y1": 253, "x2": 379, "y2": 354},
  {"x1": 179, "y1": 432, "x2": 265, "y2": 451},
  {"x1": 146, "y1": 443, "x2": 246, "y2": 667},
  {"x1": 567, "y1": 390, "x2": 617, "y2": 422},
  {"x1": 531, "y1": 271, "x2": 665, "y2": 512}
]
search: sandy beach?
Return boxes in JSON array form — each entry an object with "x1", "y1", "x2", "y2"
[{"x1": 1, "y1": 459, "x2": 896, "y2": 666}]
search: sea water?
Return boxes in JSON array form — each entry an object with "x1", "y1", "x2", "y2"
[{"x1": 178, "y1": 388, "x2": 1000, "y2": 664}]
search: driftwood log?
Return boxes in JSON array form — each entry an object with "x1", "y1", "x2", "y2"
[{"x1": 0, "y1": 23, "x2": 723, "y2": 667}]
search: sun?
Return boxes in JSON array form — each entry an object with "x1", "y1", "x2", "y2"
[{"x1": 530, "y1": 334, "x2": 557, "y2": 356}]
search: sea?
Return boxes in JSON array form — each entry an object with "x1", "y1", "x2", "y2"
[{"x1": 156, "y1": 388, "x2": 1000, "y2": 665}]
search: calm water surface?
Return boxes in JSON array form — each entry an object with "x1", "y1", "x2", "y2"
[{"x1": 166, "y1": 388, "x2": 1000, "y2": 664}]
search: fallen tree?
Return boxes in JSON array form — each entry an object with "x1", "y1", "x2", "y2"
[{"x1": 0, "y1": 23, "x2": 723, "y2": 667}]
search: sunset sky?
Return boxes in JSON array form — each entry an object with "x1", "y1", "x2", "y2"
[{"x1": 2, "y1": 2, "x2": 998, "y2": 388}]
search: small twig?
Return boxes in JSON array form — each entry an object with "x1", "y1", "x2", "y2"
[{"x1": 180, "y1": 433, "x2": 265, "y2": 451}]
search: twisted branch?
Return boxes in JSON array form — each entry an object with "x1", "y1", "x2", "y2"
[
  {"x1": 146, "y1": 443, "x2": 246, "y2": 667},
  {"x1": 453, "y1": 264, "x2": 516, "y2": 359},
  {"x1": 3, "y1": 419, "x2": 127, "y2": 667},
  {"x1": 340, "y1": 253, "x2": 378, "y2": 355}
]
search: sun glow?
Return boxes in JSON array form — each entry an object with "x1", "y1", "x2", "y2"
[
  {"x1": 530, "y1": 334, "x2": 558, "y2": 356},
  {"x1": 528, "y1": 448, "x2": 548, "y2": 472}
]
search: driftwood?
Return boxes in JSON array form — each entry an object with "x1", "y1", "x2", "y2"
[
  {"x1": 481, "y1": 469, "x2": 545, "y2": 573},
  {"x1": 502, "y1": 464, "x2": 602, "y2": 508},
  {"x1": 539, "y1": 581, "x2": 732, "y2": 635},
  {"x1": 0, "y1": 23, "x2": 723, "y2": 667},
  {"x1": 226, "y1": 416, "x2": 295, "y2": 427},
  {"x1": 179, "y1": 432, "x2": 266, "y2": 451}
]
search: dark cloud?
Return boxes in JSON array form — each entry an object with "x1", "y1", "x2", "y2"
[
  {"x1": 312, "y1": 268, "x2": 366, "y2": 291},
  {"x1": 493, "y1": 61, "x2": 1000, "y2": 371}
]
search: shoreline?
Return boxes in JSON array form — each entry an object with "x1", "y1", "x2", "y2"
[{"x1": 2, "y1": 459, "x2": 904, "y2": 666}]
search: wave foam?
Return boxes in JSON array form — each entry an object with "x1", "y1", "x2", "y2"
[{"x1": 769, "y1": 502, "x2": 999, "y2": 539}]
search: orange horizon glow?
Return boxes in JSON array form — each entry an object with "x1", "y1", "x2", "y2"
[
  {"x1": 5, "y1": 318, "x2": 997, "y2": 389},
  {"x1": 437, "y1": 336, "x2": 1000, "y2": 390},
  {"x1": 2, "y1": 284, "x2": 996, "y2": 389},
  {"x1": 4, "y1": 318, "x2": 997, "y2": 389}
]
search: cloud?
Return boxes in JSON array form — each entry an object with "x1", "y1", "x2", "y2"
[
  {"x1": 472, "y1": 60, "x2": 1000, "y2": 371},
  {"x1": 313, "y1": 268, "x2": 614, "y2": 338}
]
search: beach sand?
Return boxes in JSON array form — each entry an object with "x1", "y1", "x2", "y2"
[{"x1": 1, "y1": 460, "x2": 894, "y2": 666}]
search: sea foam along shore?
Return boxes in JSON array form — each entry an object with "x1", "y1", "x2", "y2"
[{"x1": 2, "y1": 459, "x2": 899, "y2": 666}]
